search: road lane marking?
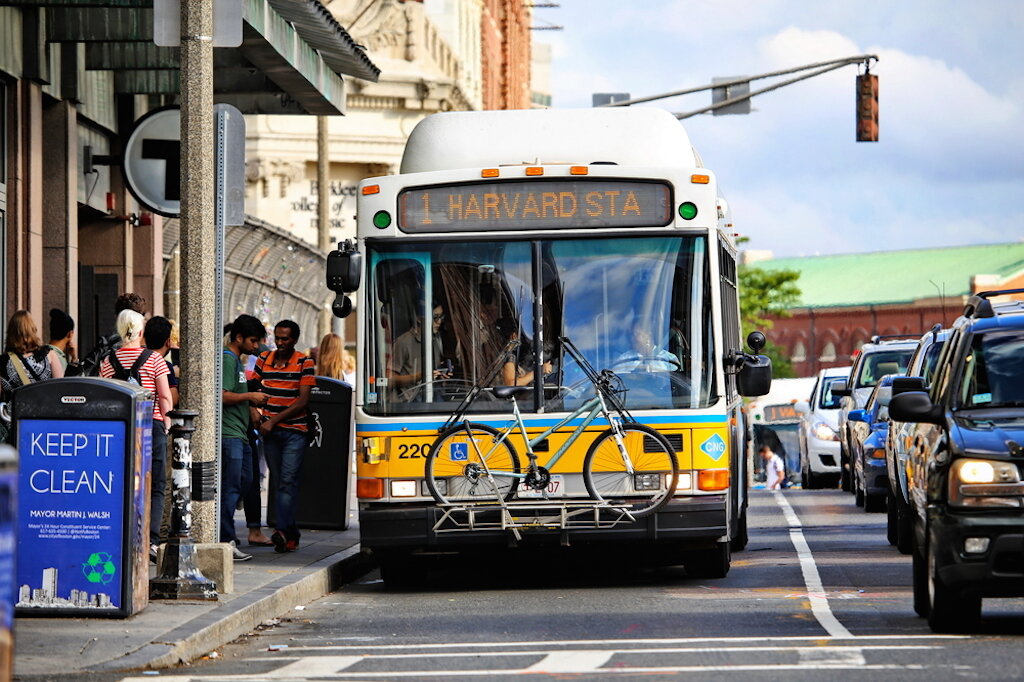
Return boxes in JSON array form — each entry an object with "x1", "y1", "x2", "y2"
[
  {"x1": 264, "y1": 656, "x2": 363, "y2": 677},
  {"x1": 773, "y1": 489, "x2": 855, "y2": 639},
  {"x1": 525, "y1": 650, "x2": 615, "y2": 672}
]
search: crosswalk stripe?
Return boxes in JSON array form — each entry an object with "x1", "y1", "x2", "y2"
[
  {"x1": 264, "y1": 656, "x2": 363, "y2": 678},
  {"x1": 525, "y1": 650, "x2": 614, "y2": 672}
]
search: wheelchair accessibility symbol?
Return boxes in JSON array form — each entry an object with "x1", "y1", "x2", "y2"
[{"x1": 449, "y1": 442, "x2": 468, "y2": 461}]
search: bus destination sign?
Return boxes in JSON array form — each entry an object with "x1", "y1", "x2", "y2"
[{"x1": 397, "y1": 179, "x2": 672, "y2": 232}]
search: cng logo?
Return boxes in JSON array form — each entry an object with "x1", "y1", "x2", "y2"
[{"x1": 700, "y1": 433, "x2": 727, "y2": 461}]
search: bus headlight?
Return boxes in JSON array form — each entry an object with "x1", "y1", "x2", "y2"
[
  {"x1": 390, "y1": 480, "x2": 418, "y2": 498},
  {"x1": 668, "y1": 472, "x2": 693, "y2": 494},
  {"x1": 949, "y1": 458, "x2": 1023, "y2": 507},
  {"x1": 633, "y1": 473, "x2": 662, "y2": 491}
]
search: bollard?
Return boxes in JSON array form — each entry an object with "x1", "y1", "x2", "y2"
[{"x1": 150, "y1": 410, "x2": 217, "y2": 600}]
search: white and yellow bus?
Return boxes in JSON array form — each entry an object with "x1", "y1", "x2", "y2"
[{"x1": 327, "y1": 107, "x2": 771, "y2": 586}]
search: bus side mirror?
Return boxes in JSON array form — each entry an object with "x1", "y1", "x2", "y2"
[
  {"x1": 326, "y1": 240, "x2": 362, "y2": 294},
  {"x1": 746, "y1": 330, "x2": 766, "y2": 353},
  {"x1": 738, "y1": 354, "x2": 772, "y2": 397},
  {"x1": 332, "y1": 294, "x2": 353, "y2": 319}
]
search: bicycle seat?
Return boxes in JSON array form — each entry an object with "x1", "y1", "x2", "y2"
[{"x1": 492, "y1": 385, "x2": 534, "y2": 400}]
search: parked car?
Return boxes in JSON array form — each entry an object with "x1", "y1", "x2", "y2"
[
  {"x1": 833, "y1": 336, "x2": 918, "y2": 492},
  {"x1": 847, "y1": 375, "x2": 895, "y2": 512},
  {"x1": 890, "y1": 290, "x2": 1024, "y2": 633},
  {"x1": 795, "y1": 365, "x2": 851, "y2": 489},
  {"x1": 885, "y1": 325, "x2": 950, "y2": 553}
]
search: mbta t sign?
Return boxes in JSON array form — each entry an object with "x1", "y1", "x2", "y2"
[{"x1": 123, "y1": 107, "x2": 182, "y2": 217}]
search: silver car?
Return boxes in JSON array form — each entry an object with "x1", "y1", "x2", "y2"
[{"x1": 796, "y1": 366, "x2": 851, "y2": 488}]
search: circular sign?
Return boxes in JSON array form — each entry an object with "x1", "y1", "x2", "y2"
[{"x1": 122, "y1": 106, "x2": 181, "y2": 217}]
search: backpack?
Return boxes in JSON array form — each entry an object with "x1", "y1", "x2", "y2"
[
  {"x1": 80, "y1": 333, "x2": 119, "y2": 377},
  {"x1": 108, "y1": 349, "x2": 155, "y2": 387}
]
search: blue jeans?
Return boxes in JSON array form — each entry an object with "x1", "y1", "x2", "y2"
[
  {"x1": 150, "y1": 421, "x2": 167, "y2": 546},
  {"x1": 262, "y1": 428, "x2": 306, "y2": 540},
  {"x1": 220, "y1": 437, "x2": 253, "y2": 543}
]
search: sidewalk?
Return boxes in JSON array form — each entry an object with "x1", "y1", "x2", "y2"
[{"x1": 13, "y1": 524, "x2": 371, "y2": 677}]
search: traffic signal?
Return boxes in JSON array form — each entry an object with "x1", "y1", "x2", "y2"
[{"x1": 856, "y1": 73, "x2": 879, "y2": 142}]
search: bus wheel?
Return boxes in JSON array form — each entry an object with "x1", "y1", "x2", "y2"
[
  {"x1": 685, "y1": 541, "x2": 731, "y2": 579},
  {"x1": 379, "y1": 554, "x2": 423, "y2": 591}
]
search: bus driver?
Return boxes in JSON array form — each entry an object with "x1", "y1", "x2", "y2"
[{"x1": 389, "y1": 302, "x2": 452, "y2": 402}]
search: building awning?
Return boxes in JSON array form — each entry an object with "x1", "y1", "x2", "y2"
[{"x1": 14, "y1": 0, "x2": 380, "y2": 115}]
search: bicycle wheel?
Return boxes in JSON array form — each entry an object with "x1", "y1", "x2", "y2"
[
  {"x1": 583, "y1": 423, "x2": 678, "y2": 517},
  {"x1": 426, "y1": 422, "x2": 521, "y2": 504}
]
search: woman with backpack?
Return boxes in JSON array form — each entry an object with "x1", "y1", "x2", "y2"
[
  {"x1": 99, "y1": 309, "x2": 172, "y2": 561},
  {"x1": 2, "y1": 310, "x2": 65, "y2": 392}
]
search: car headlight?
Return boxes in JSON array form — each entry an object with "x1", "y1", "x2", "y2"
[
  {"x1": 949, "y1": 458, "x2": 1024, "y2": 507},
  {"x1": 811, "y1": 421, "x2": 838, "y2": 441}
]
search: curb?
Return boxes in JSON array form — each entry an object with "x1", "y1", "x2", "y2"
[{"x1": 87, "y1": 544, "x2": 374, "y2": 672}]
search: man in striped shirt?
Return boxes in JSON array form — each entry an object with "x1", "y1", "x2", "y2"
[{"x1": 255, "y1": 320, "x2": 315, "y2": 552}]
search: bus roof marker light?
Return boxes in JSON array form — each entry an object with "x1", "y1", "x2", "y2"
[
  {"x1": 372, "y1": 211, "x2": 392, "y2": 229},
  {"x1": 525, "y1": 167, "x2": 544, "y2": 176},
  {"x1": 362, "y1": 184, "x2": 380, "y2": 196},
  {"x1": 481, "y1": 168, "x2": 499, "y2": 178},
  {"x1": 570, "y1": 166, "x2": 589, "y2": 175},
  {"x1": 691, "y1": 174, "x2": 710, "y2": 184},
  {"x1": 679, "y1": 202, "x2": 698, "y2": 220}
]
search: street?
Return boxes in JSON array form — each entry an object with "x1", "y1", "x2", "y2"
[{"x1": 105, "y1": 489, "x2": 1024, "y2": 681}]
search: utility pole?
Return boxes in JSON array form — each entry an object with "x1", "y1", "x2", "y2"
[
  {"x1": 318, "y1": 116, "x2": 331, "y2": 343},
  {"x1": 178, "y1": 0, "x2": 218, "y2": 544}
]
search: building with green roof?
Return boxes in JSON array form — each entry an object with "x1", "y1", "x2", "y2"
[{"x1": 746, "y1": 242, "x2": 1024, "y2": 376}]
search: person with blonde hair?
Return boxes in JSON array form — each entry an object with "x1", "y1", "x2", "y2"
[
  {"x1": 100, "y1": 308, "x2": 173, "y2": 561},
  {"x1": 1, "y1": 310, "x2": 64, "y2": 397},
  {"x1": 316, "y1": 333, "x2": 345, "y2": 380}
]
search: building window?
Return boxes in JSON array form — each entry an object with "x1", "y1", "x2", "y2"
[
  {"x1": 819, "y1": 341, "x2": 837, "y2": 362},
  {"x1": 791, "y1": 340, "x2": 806, "y2": 362}
]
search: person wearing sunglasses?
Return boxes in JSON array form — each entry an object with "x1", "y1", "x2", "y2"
[{"x1": 389, "y1": 302, "x2": 452, "y2": 402}]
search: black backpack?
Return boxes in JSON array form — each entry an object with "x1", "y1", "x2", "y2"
[
  {"x1": 80, "y1": 333, "x2": 120, "y2": 377},
  {"x1": 108, "y1": 349, "x2": 154, "y2": 387}
]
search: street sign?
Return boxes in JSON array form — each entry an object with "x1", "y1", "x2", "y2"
[
  {"x1": 122, "y1": 107, "x2": 182, "y2": 218},
  {"x1": 153, "y1": 0, "x2": 243, "y2": 48}
]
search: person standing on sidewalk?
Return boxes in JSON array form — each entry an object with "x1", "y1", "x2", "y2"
[
  {"x1": 255, "y1": 320, "x2": 314, "y2": 553},
  {"x1": 100, "y1": 309, "x2": 172, "y2": 561},
  {"x1": 221, "y1": 315, "x2": 269, "y2": 561},
  {"x1": 47, "y1": 308, "x2": 78, "y2": 374}
]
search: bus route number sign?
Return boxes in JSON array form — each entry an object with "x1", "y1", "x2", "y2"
[{"x1": 397, "y1": 179, "x2": 672, "y2": 232}]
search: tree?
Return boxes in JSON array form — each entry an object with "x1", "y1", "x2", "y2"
[{"x1": 738, "y1": 264, "x2": 801, "y2": 378}]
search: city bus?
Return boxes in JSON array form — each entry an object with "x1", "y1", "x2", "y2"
[{"x1": 327, "y1": 107, "x2": 771, "y2": 587}]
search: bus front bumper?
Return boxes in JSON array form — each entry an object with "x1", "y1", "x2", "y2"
[{"x1": 359, "y1": 496, "x2": 728, "y2": 553}]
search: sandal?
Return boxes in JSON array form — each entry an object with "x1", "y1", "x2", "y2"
[{"x1": 248, "y1": 536, "x2": 274, "y2": 547}]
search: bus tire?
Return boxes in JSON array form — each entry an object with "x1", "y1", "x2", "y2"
[
  {"x1": 730, "y1": 509, "x2": 748, "y2": 552},
  {"x1": 685, "y1": 541, "x2": 731, "y2": 579},
  {"x1": 583, "y1": 423, "x2": 678, "y2": 518},
  {"x1": 379, "y1": 554, "x2": 422, "y2": 591},
  {"x1": 426, "y1": 423, "x2": 520, "y2": 505}
]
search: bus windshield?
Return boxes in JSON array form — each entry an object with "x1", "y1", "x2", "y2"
[{"x1": 364, "y1": 235, "x2": 714, "y2": 416}]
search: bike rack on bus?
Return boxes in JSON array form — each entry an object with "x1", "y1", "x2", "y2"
[{"x1": 432, "y1": 499, "x2": 638, "y2": 542}]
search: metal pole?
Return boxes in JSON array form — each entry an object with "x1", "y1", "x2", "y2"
[
  {"x1": 177, "y1": 0, "x2": 218, "y2": 544},
  {"x1": 317, "y1": 116, "x2": 331, "y2": 344},
  {"x1": 150, "y1": 410, "x2": 217, "y2": 600}
]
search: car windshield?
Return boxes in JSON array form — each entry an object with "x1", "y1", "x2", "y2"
[
  {"x1": 819, "y1": 376, "x2": 845, "y2": 409},
  {"x1": 855, "y1": 348, "x2": 914, "y2": 388},
  {"x1": 957, "y1": 330, "x2": 1024, "y2": 409},
  {"x1": 363, "y1": 235, "x2": 715, "y2": 416}
]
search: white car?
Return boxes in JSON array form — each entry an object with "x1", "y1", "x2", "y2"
[{"x1": 795, "y1": 366, "x2": 851, "y2": 489}]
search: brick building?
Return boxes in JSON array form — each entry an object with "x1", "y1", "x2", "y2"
[
  {"x1": 481, "y1": 0, "x2": 532, "y2": 110},
  {"x1": 751, "y1": 242, "x2": 1024, "y2": 377}
]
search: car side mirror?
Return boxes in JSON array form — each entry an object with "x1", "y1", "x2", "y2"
[
  {"x1": 326, "y1": 240, "x2": 362, "y2": 294},
  {"x1": 847, "y1": 409, "x2": 868, "y2": 423},
  {"x1": 831, "y1": 380, "x2": 850, "y2": 397},
  {"x1": 892, "y1": 376, "x2": 926, "y2": 396},
  {"x1": 889, "y1": 391, "x2": 944, "y2": 425}
]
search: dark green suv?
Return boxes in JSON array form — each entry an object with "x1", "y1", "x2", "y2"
[{"x1": 890, "y1": 289, "x2": 1024, "y2": 632}]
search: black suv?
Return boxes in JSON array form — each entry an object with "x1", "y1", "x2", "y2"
[{"x1": 890, "y1": 289, "x2": 1024, "y2": 633}]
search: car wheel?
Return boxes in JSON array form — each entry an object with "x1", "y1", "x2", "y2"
[
  {"x1": 927, "y1": 541, "x2": 981, "y2": 633},
  {"x1": 886, "y1": 490, "x2": 899, "y2": 545},
  {"x1": 896, "y1": 501, "x2": 913, "y2": 555},
  {"x1": 840, "y1": 451, "x2": 851, "y2": 492},
  {"x1": 912, "y1": 536, "x2": 929, "y2": 618},
  {"x1": 864, "y1": 493, "x2": 885, "y2": 513},
  {"x1": 854, "y1": 471, "x2": 865, "y2": 507}
]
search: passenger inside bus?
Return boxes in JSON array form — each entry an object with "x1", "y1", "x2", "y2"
[{"x1": 496, "y1": 317, "x2": 552, "y2": 387}]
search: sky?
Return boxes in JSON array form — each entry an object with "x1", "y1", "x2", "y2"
[{"x1": 539, "y1": 0, "x2": 1024, "y2": 258}]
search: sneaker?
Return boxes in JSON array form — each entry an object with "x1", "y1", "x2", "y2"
[
  {"x1": 271, "y1": 531, "x2": 287, "y2": 554},
  {"x1": 229, "y1": 541, "x2": 252, "y2": 562},
  {"x1": 285, "y1": 538, "x2": 299, "y2": 552}
]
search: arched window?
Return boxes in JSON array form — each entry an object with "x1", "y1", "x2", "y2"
[
  {"x1": 791, "y1": 340, "x2": 806, "y2": 362},
  {"x1": 819, "y1": 341, "x2": 837, "y2": 362}
]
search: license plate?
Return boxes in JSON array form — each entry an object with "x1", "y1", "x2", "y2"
[{"x1": 517, "y1": 474, "x2": 564, "y2": 498}]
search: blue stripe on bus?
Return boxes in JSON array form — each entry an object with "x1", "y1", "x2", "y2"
[{"x1": 357, "y1": 414, "x2": 728, "y2": 434}]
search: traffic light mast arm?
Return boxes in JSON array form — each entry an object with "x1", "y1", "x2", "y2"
[{"x1": 600, "y1": 54, "x2": 878, "y2": 115}]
